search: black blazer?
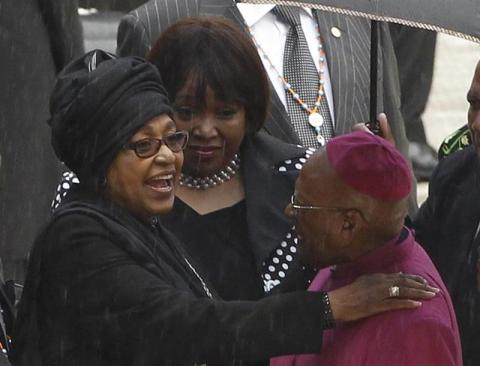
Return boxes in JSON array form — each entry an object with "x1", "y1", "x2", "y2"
[
  {"x1": 12, "y1": 190, "x2": 328, "y2": 366},
  {"x1": 414, "y1": 146, "x2": 480, "y2": 366},
  {"x1": 161, "y1": 132, "x2": 310, "y2": 298},
  {"x1": 242, "y1": 132, "x2": 305, "y2": 269}
]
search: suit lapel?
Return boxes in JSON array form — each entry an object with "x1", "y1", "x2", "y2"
[
  {"x1": 242, "y1": 133, "x2": 304, "y2": 268},
  {"x1": 264, "y1": 87, "x2": 301, "y2": 144},
  {"x1": 314, "y1": 10, "x2": 353, "y2": 135},
  {"x1": 314, "y1": 10, "x2": 370, "y2": 135},
  {"x1": 442, "y1": 164, "x2": 480, "y2": 293}
]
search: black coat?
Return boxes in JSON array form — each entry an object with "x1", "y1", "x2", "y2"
[
  {"x1": 11, "y1": 189, "x2": 327, "y2": 366},
  {"x1": 414, "y1": 145, "x2": 480, "y2": 366},
  {"x1": 0, "y1": 0, "x2": 84, "y2": 282},
  {"x1": 161, "y1": 132, "x2": 313, "y2": 301}
]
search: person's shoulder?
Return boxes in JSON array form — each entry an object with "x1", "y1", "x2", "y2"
[
  {"x1": 117, "y1": 0, "x2": 195, "y2": 56},
  {"x1": 48, "y1": 207, "x2": 104, "y2": 231},
  {"x1": 43, "y1": 208, "x2": 108, "y2": 247},
  {"x1": 126, "y1": 0, "x2": 159, "y2": 18},
  {"x1": 28, "y1": 213, "x2": 84, "y2": 268},
  {"x1": 243, "y1": 132, "x2": 318, "y2": 180},
  {"x1": 45, "y1": 200, "x2": 120, "y2": 244},
  {"x1": 37, "y1": 205, "x2": 128, "y2": 272},
  {"x1": 430, "y1": 145, "x2": 478, "y2": 191},
  {"x1": 380, "y1": 260, "x2": 456, "y2": 330},
  {"x1": 117, "y1": 1, "x2": 150, "y2": 32},
  {"x1": 368, "y1": 314, "x2": 462, "y2": 365},
  {"x1": 247, "y1": 131, "x2": 313, "y2": 165},
  {"x1": 124, "y1": 0, "x2": 190, "y2": 21}
]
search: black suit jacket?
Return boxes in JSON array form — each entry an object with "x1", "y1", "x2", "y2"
[
  {"x1": 116, "y1": 0, "x2": 416, "y2": 214},
  {"x1": 0, "y1": 0, "x2": 84, "y2": 282},
  {"x1": 242, "y1": 132, "x2": 305, "y2": 269},
  {"x1": 161, "y1": 132, "x2": 309, "y2": 301},
  {"x1": 414, "y1": 146, "x2": 480, "y2": 366}
]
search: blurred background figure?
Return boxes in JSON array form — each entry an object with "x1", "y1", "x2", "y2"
[
  {"x1": 78, "y1": 0, "x2": 146, "y2": 53},
  {"x1": 390, "y1": 25, "x2": 438, "y2": 182},
  {"x1": 79, "y1": 0, "x2": 145, "y2": 12},
  {"x1": 0, "y1": 0, "x2": 84, "y2": 283},
  {"x1": 0, "y1": 150, "x2": 14, "y2": 366}
]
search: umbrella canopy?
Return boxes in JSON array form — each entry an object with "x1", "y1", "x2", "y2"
[{"x1": 240, "y1": 0, "x2": 480, "y2": 43}]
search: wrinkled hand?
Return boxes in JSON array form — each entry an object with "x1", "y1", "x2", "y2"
[
  {"x1": 327, "y1": 272, "x2": 439, "y2": 322},
  {"x1": 352, "y1": 113, "x2": 395, "y2": 146}
]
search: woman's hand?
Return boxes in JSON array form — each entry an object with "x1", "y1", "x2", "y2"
[{"x1": 327, "y1": 272, "x2": 439, "y2": 322}]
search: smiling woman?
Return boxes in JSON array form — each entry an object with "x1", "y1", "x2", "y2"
[{"x1": 106, "y1": 116, "x2": 185, "y2": 220}]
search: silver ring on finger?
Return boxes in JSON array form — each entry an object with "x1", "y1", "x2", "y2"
[{"x1": 389, "y1": 285, "x2": 400, "y2": 297}]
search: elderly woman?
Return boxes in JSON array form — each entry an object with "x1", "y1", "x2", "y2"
[{"x1": 12, "y1": 50, "x2": 437, "y2": 366}]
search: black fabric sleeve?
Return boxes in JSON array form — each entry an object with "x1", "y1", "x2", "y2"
[
  {"x1": 413, "y1": 159, "x2": 444, "y2": 252},
  {"x1": 37, "y1": 0, "x2": 85, "y2": 72},
  {"x1": 378, "y1": 22, "x2": 418, "y2": 217},
  {"x1": 116, "y1": 13, "x2": 151, "y2": 58},
  {"x1": 40, "y1": 214, "x2": 325, "y2": 365}
]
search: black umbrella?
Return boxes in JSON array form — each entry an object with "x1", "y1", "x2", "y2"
[{"x1": 240, "y1": 0, "x2": 480, "y2": 132}]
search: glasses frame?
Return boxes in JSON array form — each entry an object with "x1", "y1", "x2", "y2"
[
  {"x1": 290, "y1": 194, "x2": 368, "y2": 222},
  {"x1": 124, "y1": 130, "x2": 189, "y2": 158}
]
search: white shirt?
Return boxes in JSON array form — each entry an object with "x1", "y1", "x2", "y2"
[{"x1": 237, "y1": 3, "x2": 335, "y2": 125}]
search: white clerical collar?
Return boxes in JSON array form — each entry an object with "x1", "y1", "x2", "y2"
[{"x1": 237, "y1": 3, "x2": 315, "y2": 27}]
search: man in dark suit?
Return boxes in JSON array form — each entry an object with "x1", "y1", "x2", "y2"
[
  {"x1": 0, "y1": 0, "x2": 84, "y2": 283},
  {"x1": 414, "y1": 59, "x2": 480, "y2": 366}
]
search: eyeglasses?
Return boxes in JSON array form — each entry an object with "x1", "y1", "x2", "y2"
[
  {"x1": 124, "y1": 131, "x2": 189, "y2": 158},
  {"x1": 290, "y1": 194, "x2": 368, "y2": 222}
]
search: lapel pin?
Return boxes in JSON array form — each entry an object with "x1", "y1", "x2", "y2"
[{"x1": 331, "y1": 27, "x2": 342, "y2": 38}]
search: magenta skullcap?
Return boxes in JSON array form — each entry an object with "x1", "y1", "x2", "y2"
[{"x1": 325, "y1": 131, "x2": 412, "y2": 201}]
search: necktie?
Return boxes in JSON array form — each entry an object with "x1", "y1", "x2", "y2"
[{"x1": 273, "y1": 6, "x2": 334, "y2": 147}]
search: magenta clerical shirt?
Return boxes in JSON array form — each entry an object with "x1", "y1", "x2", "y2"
[{"x1": 271, "y1": 228, "x2": 462, "y2": 366}]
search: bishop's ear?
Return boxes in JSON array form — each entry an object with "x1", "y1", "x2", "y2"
[{"x1": 339, "y1": 209, "x2": 364, "y2": 240}]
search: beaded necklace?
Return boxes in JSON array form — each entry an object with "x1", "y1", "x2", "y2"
[
  {"x1": 249, "y1": 25, "x2": 329, "y2": 145},
  {"x1": 179, "y1": 154, "x2": 241, "y2": 190}
]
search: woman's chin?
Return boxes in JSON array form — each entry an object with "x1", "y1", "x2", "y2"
[{"x1": 141, "y1": 197, "x2": 176, "y2": 219}]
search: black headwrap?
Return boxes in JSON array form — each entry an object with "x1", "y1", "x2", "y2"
[{"x1": 48, "y1": 50, "x2": 173, "y2": 185}]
